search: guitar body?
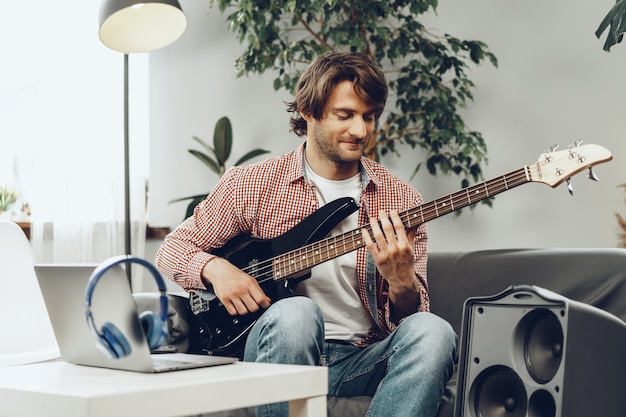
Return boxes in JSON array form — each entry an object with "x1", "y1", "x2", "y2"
[{"x1": 189, "y1": 197, "x2": 359, "y2": 358}]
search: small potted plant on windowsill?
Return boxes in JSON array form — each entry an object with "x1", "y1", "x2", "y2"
[{"x1": 0, "y1": 186, "x2": 19, "y2": 220}]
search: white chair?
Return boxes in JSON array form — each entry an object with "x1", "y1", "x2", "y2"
[{"x1": 0, "y1": 221, "x2": 59, "y2": 366}]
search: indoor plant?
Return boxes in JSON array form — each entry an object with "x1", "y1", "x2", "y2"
[
  {"x1": 170, "y1": 116, "x2": 270, "y2": 219},
  {"x1": 210, "y1": 0, "x2": 497, "y2": 198}
]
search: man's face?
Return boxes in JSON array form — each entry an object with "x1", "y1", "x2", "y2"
[{"x1": 305, "y1": 80, "x2": 377, "y2": 168}]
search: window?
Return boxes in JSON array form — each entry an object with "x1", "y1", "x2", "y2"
[{"x1": 1, "y1": 1, "x2": 149, "y2": 262}]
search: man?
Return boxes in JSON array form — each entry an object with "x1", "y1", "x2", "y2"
[{"x1": 156, "y1": 51, "x2": 457, "y2": 417}]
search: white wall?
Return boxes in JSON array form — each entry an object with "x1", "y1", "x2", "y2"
[{"x1": 147, "y1": 0, "x2": 626, "y2": 255}]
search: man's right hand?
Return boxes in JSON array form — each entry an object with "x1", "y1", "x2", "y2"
[{"x1": 201, "y1": 257, "x2": 271, "y2": 316}]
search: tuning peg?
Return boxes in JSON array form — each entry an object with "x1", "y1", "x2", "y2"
[
  {"x1": 588, "y1": 167, "x2": 599, "y2": 182},
  {"x1": 566, "y1": 178, "x2": 574, "y2": 196},
  {"x1": 571, "y1": 140, "x2": 584, "y2": 148},
  {"x1": 550, "y1": 144, "x2": 560, "y2": 152}
]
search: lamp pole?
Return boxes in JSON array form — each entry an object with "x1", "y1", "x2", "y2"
[
  {"x1": 98, "y1": 0, "x2": 187, "y2": 287},
  {"x1": 123, "y1": 53, "x2": 132, "y2": 274}
]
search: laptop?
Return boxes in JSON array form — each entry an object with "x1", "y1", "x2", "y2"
[{"x1": 35, "y1": 263, "x2": 238, "y2": 373}]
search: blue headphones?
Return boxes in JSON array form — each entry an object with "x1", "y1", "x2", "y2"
[{"x1": 85, "y1": 255, "x2": 169, "y2": 359}]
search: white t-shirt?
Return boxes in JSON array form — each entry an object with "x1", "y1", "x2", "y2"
[{"x1": 295, "y1": 161, "x2": 377, "y2": 342}]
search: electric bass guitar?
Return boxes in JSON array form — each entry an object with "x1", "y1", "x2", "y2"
[{"x1": 188, "y1": 143, "x2": 612, "y2": 358}]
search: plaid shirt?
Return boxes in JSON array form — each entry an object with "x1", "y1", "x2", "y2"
[{"x1": 156, "y1": 143, "x2": 430, "y2": 346}]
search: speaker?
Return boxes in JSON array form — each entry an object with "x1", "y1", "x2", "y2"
[
  {"x1": 85, "y1": 255, "x2": 169, "y2": 359},
  {"x1": 454, "y1": 285, "x2": 626, "y2": 417}
]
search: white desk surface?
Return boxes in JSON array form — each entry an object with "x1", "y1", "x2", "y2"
[{"x1": 0, "y1": 360, "x2": 328, "y2": 417}]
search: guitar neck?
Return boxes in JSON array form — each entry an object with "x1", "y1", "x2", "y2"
[{"x1": 271, "y1": 166, "x2": 531, "y2": 280}]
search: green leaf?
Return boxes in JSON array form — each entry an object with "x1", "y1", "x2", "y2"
[
  {"x1": 233, "y1": 149, "x2": 271, "y2": 166},
  {"x1": 168, "y1": 193, "x2": 209, "y2": 219},
  {"x1": 168, "y1": 193, "x2": 209, "y2": 204},
  {"x1": 191, "y1": 135, "x2": 215, "y2": 155},
  {"x1": 213, "y1": 116, "x2": 233, "y2": 167},
  {"x1": 185, "y1": 195, "x2": 207, "y2": 219},
  {"x1": 596, "y1": 0, "x2": 626, "y2": 51},
  {"x1": 189, "y1": 149, "x2": 221, "y2": 175}
]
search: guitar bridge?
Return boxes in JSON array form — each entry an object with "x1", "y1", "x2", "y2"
[{"x1": 190, "y1": 290, "x2": 217, "y2": 315}]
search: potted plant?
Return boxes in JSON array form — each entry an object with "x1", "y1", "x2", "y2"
[
  {"x1": 170, "y1": 116, "x2": 270, "y2": 219},
  {"x1": 0, "y1": 185, "x2": 19, "y2": 219},
  {"x1": 210, "y1": 0, "x2": 497, "y2": 200}
]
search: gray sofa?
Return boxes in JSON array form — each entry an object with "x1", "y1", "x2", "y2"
[{"x1": 141, "y1": 248, "x2": 626, "y2": 417}]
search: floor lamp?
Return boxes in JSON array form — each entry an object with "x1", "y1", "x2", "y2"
[{"x1": 98, "y1": 0, "x2": 186, "y2": 285}]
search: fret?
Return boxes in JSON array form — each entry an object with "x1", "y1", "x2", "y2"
[
  {"x1": 403, "y1": 211, "x2": 411, "y2": 229},
  {"x1": 412, "y1": 210, "x2": 420, "y2": 229},
  {"x1": 471, "y1": 187, "x2": 482, "y2": 204},
  {"x1": 351, "y1": 229, "x2": 363, "y2": 251},
  {"x1": 287, "y1": 253, "x2": 296, "y2": 275},
  {"x1": 288, "y1": 254, "x2": 297, "y2": 276},
  {"x1": 297, "y1": 250, "x2": 305, "y2": 271},
  {"x1": 274, "y1": 257, "x2": 284, "y2": 279},
  {"x1": 439, "y1": 195, "x2": 454, "y2": 215},
  {"x1": 450, "y1": 191, "x2": 465, "y2": 210},
  {"x1": 312, "y1": 242, "x2": 322, "y2": 265},
  {"x1": 328, "y1": 236, "x2": 336, "y2": 259}
]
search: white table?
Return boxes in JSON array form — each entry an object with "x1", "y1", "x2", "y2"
[{"x1": 0, "y1": 360, "x2": 328, "y2": 417}]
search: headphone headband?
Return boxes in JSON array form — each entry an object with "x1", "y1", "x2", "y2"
[{"x1": 85, "y1": 255, "x2": 169, "y2": 358}]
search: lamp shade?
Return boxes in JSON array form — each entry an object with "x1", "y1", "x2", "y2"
[{"x1": 99, "y1": 0, "x2": 187, "y2": 53}]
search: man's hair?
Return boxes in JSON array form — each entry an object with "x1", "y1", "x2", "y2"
[{"x1": 286, "y1": 51, "x2": 388, "y2": 137}]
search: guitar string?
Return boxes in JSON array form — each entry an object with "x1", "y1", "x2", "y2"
[
  {"x1": 242, "y1": 168, "x2": 532, "y2": 285},
  {"x1": 242, "y1": 166, "x2": 535, "y2": 286}
]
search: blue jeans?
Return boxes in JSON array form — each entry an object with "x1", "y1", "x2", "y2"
[{"x1": 244, "y1": 297, "x2": 458, "y2": 417}]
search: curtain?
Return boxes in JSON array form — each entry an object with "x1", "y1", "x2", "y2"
[{"x1": 1, "y1": 2, "x2": 148, "y2": 266}]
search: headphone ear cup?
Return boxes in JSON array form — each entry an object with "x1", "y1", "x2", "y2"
[
  {"x1": 101, "y1": 322, "x2": 132, "y2": 359},
  {"x1": 140, "y1": 311, "x2": 166, "y2": 350}
]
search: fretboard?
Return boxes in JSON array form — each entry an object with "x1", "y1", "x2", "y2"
[{"x1": 270, "y1": 166, "x2": 531, "y2": 281}]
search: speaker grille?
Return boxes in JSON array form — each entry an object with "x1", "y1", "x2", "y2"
[
  {"x1": 523, "y1": 309, "x2": 564, "y2": 384},
  {"x1": 471, "y1": 365, "x2": 527, "y2": 417},
  {"x1": 528, "y1": 389, "x2": 557, "y2": 417}
]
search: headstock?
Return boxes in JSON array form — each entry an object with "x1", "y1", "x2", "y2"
[{"x1": 528, "y1": 143, "x2": 613, "y2": 193}]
